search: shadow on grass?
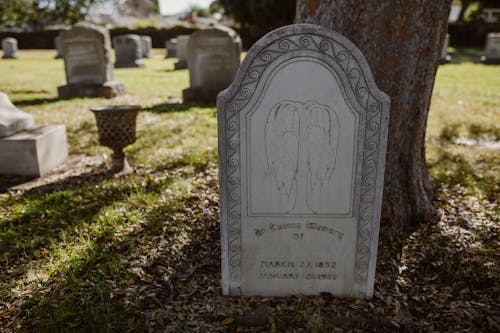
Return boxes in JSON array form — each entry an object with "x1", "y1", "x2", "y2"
[
  {"x1": 142, "y1": 101, "x2": 213, "y2": 114},
  {"x1": 448, "y1": 47, "x2": 483, "y2": 64},
  {"x1": 12, "y1": 96, "x2": 74, "y2": 107}
]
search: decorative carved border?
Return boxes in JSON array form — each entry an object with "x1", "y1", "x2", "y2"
[{"x1": 218, "y1": 24, "x2": 390, "y2": 298}]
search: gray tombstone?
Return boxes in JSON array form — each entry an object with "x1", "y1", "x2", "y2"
[
  {"x1": 183, "y1": 27, "x2": 241, "y2": 103},
  {"x1": 0, "y1": 92, "x2": 67, "y2": 176},
  {"x1": 58, "y1": 23, "x2": 125, "y2": 98},
  {"x1": 140, "y1": 35, "x2": 152, "y2": 58},
  {"x1": 174, "y1": 35, "x2": 190, "y2": 69},
  {"x1": 440, "y1": 33, "x2": 452, "y2": 64},
  {"x1": 165, "y1": 38, "x2": 177, "y2": 58},
  {"x1": 481, "y1": 32, "x2": 500, "y2": 64},
  {"x1": 2, "y1": 38, "x2": 18, "y2": 59},
  {"x1": 54, "y1": 36, "x2": 63, "y2": 59},
  {"x1": 113, "y1": 34, "x2": 145, "y2": 68},
  {"x1": 218, "y1": 24, "x2": 390, "y2": 299}
]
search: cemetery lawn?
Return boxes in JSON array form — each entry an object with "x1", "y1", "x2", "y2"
[{"x1": 0, "y1": 48, "x2": 498, "y2": 332}]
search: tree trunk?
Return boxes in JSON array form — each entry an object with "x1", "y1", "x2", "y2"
[{"x1": 296, "y1": 0, "x2": 452, "y2": 230}]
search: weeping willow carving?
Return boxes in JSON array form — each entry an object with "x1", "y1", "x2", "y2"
[{"x1": 265, "y1": 100, "x2": 340, "y2": 213}]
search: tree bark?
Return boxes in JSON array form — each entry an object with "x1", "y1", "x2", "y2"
[{"x1": 296, "y1": 0, "x2": 452, "y2": 230}]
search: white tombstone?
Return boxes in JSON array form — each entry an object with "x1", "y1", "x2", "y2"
[
  {"x1": 165, "y1": 38, "x2": 177, "y2": 58},
  {"x1": 140, "y1": 36, "x2": 152, "y2": 58},
  {"x1": 218, "y1": 24, "x2": 390, "y2": 299},
  {"x1": 440, "y1": 33, "x2": 451, "y2": 64},
  {"x1": 482, "y1": 32, "x2": 500, "y2": 64},
  {"x1": 183, "y1": 27, "x2": 241, "y2": 103},
  {"x1": 174, "y1": 35, "x2": 190, "y2": 69},
  {"x1": 2, "y1": 37, "x2": 18, "y2": 59},
  {"x1": 113, "y1": 34, "x2": 145, "y2": 68},
  {"x1": 54, "y1": 35, "x2": 63, "y2": 59},
  {"x1": 58, "y1": 23, "x2": 125, "y2": 98},
  {"x1": 0, "y1": 92, "x2": 34, "y2": 137},
  {"x1": 0, "y1": 93, "x2": 68, "y2": 176}
]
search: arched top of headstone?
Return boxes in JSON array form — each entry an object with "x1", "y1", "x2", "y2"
[
  {"x1": 189, "y1": 25, "x2": 241, "y2": 45},
  {"x1": 219, "y1": 24, "x2": 388, "y2": 112}
]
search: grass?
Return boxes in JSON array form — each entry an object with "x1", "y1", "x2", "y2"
[{"x1": 0, "y1": 48, "x2": 498, "y2": 331}]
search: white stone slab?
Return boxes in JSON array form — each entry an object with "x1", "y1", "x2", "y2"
[
  {"x1": 0, "y1": 125, "x2": 68, "y2": 176},
  {"x1": 2, "y1": 37, "x2": 18, "y2": 59},
  {"x1": 140, "y1": 35, "x2": 152, "y2": 58},
  {"x1": 0, "y1": 92, "x2": 34, "y2": 138},
  {"x1": 440, "y1": 33, "x2": 451, "y2": 64},
  {"x1": 174, "y1": 35, "x2": 190, "y2": 69},
  {"x1": 484, "y1": 32, "x2": 500, "y2": 61},
  {"x1": 217, "y1": 24, "x2": 390, "y2": 299}
]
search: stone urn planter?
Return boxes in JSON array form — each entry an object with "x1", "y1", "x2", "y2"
[{"x1": 90, "y1": 105, "x2": 140, "y2": 174}]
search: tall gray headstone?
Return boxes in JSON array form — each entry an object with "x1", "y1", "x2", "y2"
[
  {"x1": 174, "y1": 35, "x2": 189, "y2": 69},
  {"x1": 482, "y1": 32, "x2": 500, "y2": 64},
  {"x1": 2, "y1": 37, "x2": 18, "y2": 59},
  {"x1": 140, "y1": 35, "x2": 152, "y2": 58},
  {"x1": 165, "y1": 38, "x2": 177, "y2": 58},
  {"x1": 183, "y1": 27, "x2": 241, "y2": 103},
  {"x1": 113, "y1": 34, "x2": 145, "y2": 68},
  {"x1": 54, "y1": 35, "x2": 63, "y2": 59},
  {"x1": 440, "y1": 33, "x2": 451, "y2": 64},
  {"x1": 58, "y1": 23, "x2": 125, "y2": 98},
  {"x1": 218, "y1": 24, "x2": 390, "y2": 299}
]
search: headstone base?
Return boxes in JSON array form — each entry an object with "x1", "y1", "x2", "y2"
[
  {"x1": 481, "y1": 56, "x2": 500, "y2": 64},
  {"x1": 115, "y1": 60, "x2": 146, "y2": 68},
  {"x1": 183, "y1": 87, "x2": 222, "y2": 103},
  {"x1": 0, "y1": 125, "x2": 68, "y2": 176},
  {"x1": 174, "y1": 60, "x2": 187, "y2": 70},
  {"x1": 58, "y1": 81, "x2": 125, "y2": 99}
]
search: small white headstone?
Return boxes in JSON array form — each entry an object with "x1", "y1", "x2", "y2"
[
  {"x1": 165, "y1": 38, "x2": 177, "y2": 58},
  {"x1": 183, "y1": 27, "x2": 241, "y2": 102},
  {"x1": 440, "y1": 33, "x2": 451, "y2": 64},
  {"x1": 113, "y1": 34, "x2": 145, "y2": 68},
  {"x1": 2, "y1": 37, "x2": 18, "y2": 59},
  {"x1": 0, "y1": 92, "x2": 34, "y2": 138},
  {"x1": 174, "y1": 35, "x2": 190, "y2": 69},
  {"x1": 140, "y1": 36, "x2": 152, "y2": 58},
  {"x1": 54, "y1": 35, "x2": 63, "y2": 59},
  {"x1": 218, "y1": 24, "x2": 390, "y2": 299},
  {"x1": 482, "y1": 32, "x2": 500, "y2": 64}
]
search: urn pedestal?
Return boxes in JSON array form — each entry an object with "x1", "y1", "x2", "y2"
[{"x1": 90, "y1": 105, "x2": 140, "y2": 174}]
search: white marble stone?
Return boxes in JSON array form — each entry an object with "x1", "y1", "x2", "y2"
[
  {"x1": 2, "y1": 37, "x2": 18, "y2": 59},
  {"x1": 165, "y1": 38, "x2": 177, "y2": 58},
  {"x1": 0, "y1": 125, "x2": 68, "y2": 176},
  {"x1": 113, "y1": 34, "x2": 145, "y2": 68},
  {"x1": 482, "y1": 32, "x2": 500, "y2": 64},
  {"x1": 183, "y1": 26, "x2": 241, "y2": 102},
  {"x1": 140, "y1": 36, "x2": 152, "y2": 58},
  {"x1": 174, "y1": 35, "x2": 190, "y2": 69},
  {"x1": 54, "y1": 36, "x2": 63, "y2": 58},
  {"x1": 0, "y1": 92, "x2": 34, "y2": 138},
  {"x1": 218, "y1": 24, "x2": 390, "y2": 299},
  {"x1": 440, "y1": 33, "x2": 451, "y2": 64}
]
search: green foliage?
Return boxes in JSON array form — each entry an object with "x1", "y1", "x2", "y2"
[
  {"x1": 216, "y1": 0, "x2": 295, "y2": 30},
  {"x1": 0, "y1": 0, "x2": 103, "y2": 31}
]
